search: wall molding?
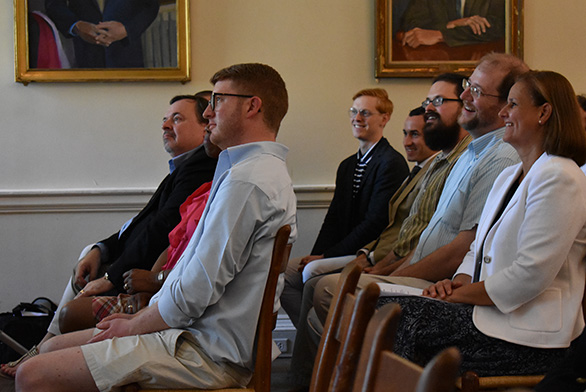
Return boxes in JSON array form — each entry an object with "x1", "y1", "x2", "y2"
[{"x1": 0, "y1": 186, "x2": 334, "y2": 214}]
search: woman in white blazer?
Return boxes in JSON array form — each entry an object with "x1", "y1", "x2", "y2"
[{"x1": 379, "y1": 70, "x2": 586, "y2": 376}]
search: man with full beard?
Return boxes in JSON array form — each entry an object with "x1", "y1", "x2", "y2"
[
  {"x1": 356, "y1": 72, "x2": 472, "y2": 277},
  {"x1": 287, "y1": 74, "x2": 470, "y2": 389}
]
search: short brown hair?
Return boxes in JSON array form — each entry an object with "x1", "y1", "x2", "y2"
[
  {"x1": 477, "y1": 53, "x2": 529, "y2": 101},
  {"x1": 169, "y1": 91, "x2": 211, "y2": 124},
  {"x1": 517, "y1": 71, "x2": 586, "y2": 166},
  {"x1": 352, "y1": 88, "x2": 394, "y2": 116},
  {"x1": 210, "y1": 63, "x2": 288, "y2": 132}
]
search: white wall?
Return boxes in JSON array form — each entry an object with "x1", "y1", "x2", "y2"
[{"x1": 1, "y1": 0, "x2": 586, "y2": 310}]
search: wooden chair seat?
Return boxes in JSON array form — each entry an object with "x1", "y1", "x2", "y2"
[{"x1": 122, "y1": 224, "x2": 292, "y2": 392}]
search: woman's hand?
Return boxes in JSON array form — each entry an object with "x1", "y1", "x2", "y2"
[
  {"x1": 423, "y1": 279, "x2": 463, "y2": 300},
  {"x1": 123, "y1": 269, "x2": 160, "y2": 294},
  {"x1": 76, "y1": 276, "x2": 114, "y2": 298},
  {"x1": 129, "y1": 293, "x2": 153, "y2": 313}
]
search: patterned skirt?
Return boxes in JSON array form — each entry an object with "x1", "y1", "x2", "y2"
[
  {"x1": 92, "y1": 294, "x2": 138, "y2": 322},
  {"x1": 377, "y1": 295, "x2": 568, "y2": 376}
]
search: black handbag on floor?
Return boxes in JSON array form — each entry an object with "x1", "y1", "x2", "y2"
[{"x1": 0, "y1": 297, "x2": 57, "y2": 363}]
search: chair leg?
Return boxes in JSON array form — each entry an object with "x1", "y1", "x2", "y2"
[{"x1": 459, "y1": 371, "x2": 479, "y2": 392}]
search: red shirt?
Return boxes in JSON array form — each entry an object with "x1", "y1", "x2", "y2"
[{"x1": 162, "y1": 182, "x2": 212, "y2": 270}]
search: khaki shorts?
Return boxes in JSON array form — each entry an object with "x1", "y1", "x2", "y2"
[{"x1": 82, "y1": 329, "x2": 251, "y2": 392}]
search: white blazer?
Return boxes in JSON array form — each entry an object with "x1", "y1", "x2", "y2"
[{"x1": 456, "y1": 153, "x2": 586, "y2": 348}]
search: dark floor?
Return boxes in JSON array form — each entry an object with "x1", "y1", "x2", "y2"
[{"x1": 271, "y1": 356, "x2": 292, "y2": 392}]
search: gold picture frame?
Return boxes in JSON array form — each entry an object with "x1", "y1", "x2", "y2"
[
  {"x1": 375, "y1": 0, "x2": 523, "y2": 78},
  {"x1": 14, "y1": 0, "x2": 190, "y2": 84}
]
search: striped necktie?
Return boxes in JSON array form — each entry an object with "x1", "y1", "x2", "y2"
[{"x1": 353, "y1": 149, "x2": 375, "y2": 197}]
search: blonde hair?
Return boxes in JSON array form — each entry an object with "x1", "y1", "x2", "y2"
[{"x1": 352, "y1": 88, "x2": 394, "y2": 115}]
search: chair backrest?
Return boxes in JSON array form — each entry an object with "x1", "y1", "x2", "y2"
[
  {"x1": 249, "y1": 224, "x2": 292, "y2": 392},
  {"x1": 352, "y1": 303, "x2": 461, "y2": 392},
  {"x1": 309, "y1": 262, "x2": 381, "y2": 392},
  {"x1": 416, "y1": 347, "x2": 461, "y2": 392},
  {"x1": 121, "y1": 224, "x2": 292, "y2": 392}
]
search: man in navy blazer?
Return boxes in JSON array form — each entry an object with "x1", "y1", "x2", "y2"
[
  {"x1": 283, "y1": 88, "x2": 408, "y2": 387},
  {"x1": 45, "y1": 0, "x2": 160, "y2": 68},
  {"x1": 44, "y1": 93, "x2": 217, "y2": 340},
  {"x1": 302, "y1": 88, "x2": 408, "y2": 265}
]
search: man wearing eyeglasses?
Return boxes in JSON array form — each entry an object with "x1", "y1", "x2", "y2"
[
  {"x1": 356, "y1": 73, "x2": 472, "y2": 277},
  {"x1": 303, "y1": 88, "x2": 409, "y2": 265},
  {"x1": 281, "y1": 89, "x2": 408, "y2": 327},
  {"x1": 16, "y1": 63, "x2": 297, "y2": 392},
  {"x1": 380, "y1": 53, "x2": 527, "y2": 285}
]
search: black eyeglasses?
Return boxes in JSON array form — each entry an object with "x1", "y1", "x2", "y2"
[
  {"x1": 209, "y1": 92, "x2": 254, "y2": 111},
  {"x1": 421, "y1": 96, "x2": 462, "y2": 108},
  {"x1": 462, "y1": 79, "x2": 501, "y2": 99},
  {"x1": 348, "y1": 108, "x2": 381, "y2": 118}
]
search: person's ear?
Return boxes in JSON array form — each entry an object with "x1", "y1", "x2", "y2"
[
  {"x1": 246, "y1": 96, "x2": 263, "y2": 117},
  {"x1": 380, "y1": 113, "x2": 390, "y2": 127},
  {"x1": 538, "y1": 102, "x2": 552, "y2": 125}
]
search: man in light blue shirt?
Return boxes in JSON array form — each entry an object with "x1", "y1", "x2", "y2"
[
  {"x1": 16, "y1": 63, "x2": 297, "y2": 392},
  {"x1": 390, "y1": 53, "x2": 529, "y2": 282}
]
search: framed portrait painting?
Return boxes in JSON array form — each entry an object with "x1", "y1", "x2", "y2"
[
  {"x1": 14, "y1": 0, "x2": 190, "y2": 84},
  {"x1": 375, "y1": 0, "x2": 523, "y2": 78}
]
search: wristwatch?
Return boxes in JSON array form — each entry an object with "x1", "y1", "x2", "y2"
[{"x1": 157, "y1": 271, "x2": 165, "y2": 283}]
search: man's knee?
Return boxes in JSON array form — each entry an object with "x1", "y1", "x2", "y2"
[
  {"x1": 281, "y1": 257, "x2": 305, "y2": 326},
  {"x1": 313, "y1": 273, "x2": 340, "y2": 325},
  {"x1": 284, "y1": 257, "x2": 303, "y2": 288},
  {"x1": 16, "y1": 356, "x2": 44, "y2": 390}
]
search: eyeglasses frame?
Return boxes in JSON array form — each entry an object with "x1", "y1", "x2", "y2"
[
  {"x1": 348, "y1": 107, "x2": 382, "y2": 118},
  {"x1": 421, "y1": 96, "x2": 462, "y2": 109},
  {"x1": 462, "y1": 78, "x2": 502, "y2": 100},
  {"x1": 209, "y1": 92, "x2": 255, "y2": 111}
]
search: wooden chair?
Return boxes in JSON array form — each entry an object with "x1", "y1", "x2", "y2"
[
  {"x1": 309, "y1": 263, "x2": 381, "y2": 392},
  {"x1": 123, "y1": 224, "x2": 292, "y2": 392},
  {"x1": 458, "y1": 277, "x2": 586, "y2": 392},
  {"x1": 352, "y1": 303, "x2": 461, "y2": 392}
]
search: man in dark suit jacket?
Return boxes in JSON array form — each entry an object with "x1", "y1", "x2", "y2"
[
  {"x1": 45, "y1": 0, "x2": 160, "y2": 67},
  {"x1": 282, "y1": 88, "x2": 408, "y2": 330},
  {"x1": 301, "y1": 88, "x2": 408, "y2": 265},
  {"x1": 44, "y1": 93, "x2": 217, "y2": 339}
]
